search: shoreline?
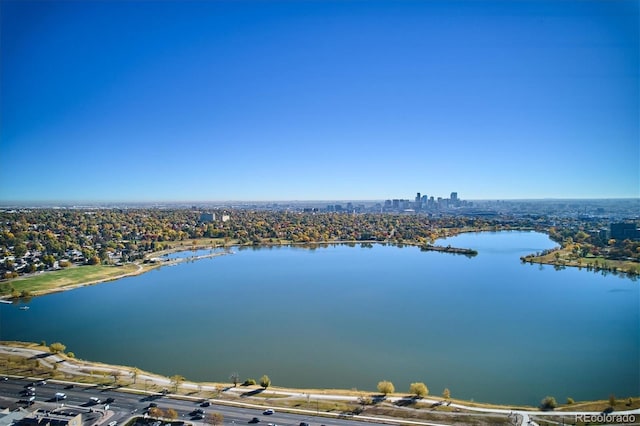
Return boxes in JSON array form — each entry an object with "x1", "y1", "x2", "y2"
[
  {"x1": 1, "y1": 341, "x2": 638, "y2": 416},
  {"x1": 3, "y1": 229, "x2": 637, "y2": 302},
  {"x1": 1, "y1": 237, "x2": 479, "y2": 300}
]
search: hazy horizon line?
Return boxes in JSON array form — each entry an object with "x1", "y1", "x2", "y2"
[{"x1": 1, "y1": 197, "x2": 639, "y2": 206}]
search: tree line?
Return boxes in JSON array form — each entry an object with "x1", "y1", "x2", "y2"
[{"x1": 1, "y1": 208, "x2": 637, "y2": 284}]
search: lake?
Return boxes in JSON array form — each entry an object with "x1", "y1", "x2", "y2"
[{"x1": 1, "y1": 231, "x2": 638, "y2": 405}]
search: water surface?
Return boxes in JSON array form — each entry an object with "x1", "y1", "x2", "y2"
[{"x1": 1, "y1": 232, "x2": 637, "y2": 405}]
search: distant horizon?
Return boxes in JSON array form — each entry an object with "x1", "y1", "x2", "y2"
[
  {"x1": 1, "y1": 196, "x2": 639, "y2": 207},
  {"x1": 2, "y1": 0, "x2": 638, "y2": 201}
]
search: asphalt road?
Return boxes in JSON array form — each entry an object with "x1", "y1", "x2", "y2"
[{"x1": 0, "y1": 378, "x2": 390, "y2": 426}]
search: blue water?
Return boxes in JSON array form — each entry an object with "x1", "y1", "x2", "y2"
[{"x1": 1, "y1": 232, "x2": 638, "y2": 405}]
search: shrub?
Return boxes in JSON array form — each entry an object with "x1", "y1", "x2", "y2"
[
  {"x1": 49, "y1": 342, "x2": 66, "y2": 354},
  {"x1": 409, "y1": 382, "x2": 428, "y2": 398},
  {"x1": 242, "y1": 378, "x2": 256, "y2": 386},
  {"x1": 377, "y1": 380, "x2": 395, "y2": 395},
  {"x1": 540, "y1": 396, "x2": 557, "y2": 410},
  {"x1": 259, "y1": 375, "x2": 271, "y2": 388}
]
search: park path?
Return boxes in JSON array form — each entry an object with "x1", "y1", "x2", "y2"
[{"x1": 1, "y1": 344, "x2": 638, "y2": 426}]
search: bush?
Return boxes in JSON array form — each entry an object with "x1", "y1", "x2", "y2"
[
  {"x1": 377, "y1": 380, "x2": 395, "y2": 395},
  {"x1": 259, "y1": 375, "x2": 271, "y2": 388},
  {"x1": 409, "y1": 382, "x2": 428, "y2": 398},
  {"x1": 566, "y1": 397, "x2": 574, "y2": 405},
  {"x1": 540, "y1": 396, "x2": 557, "y2": 410},
  {"x1": 49, "y1": 342, "x2": 66, "y2": 354},
  {"x1": 242, "y1": 378, "x2": 256, "y2": 386}
]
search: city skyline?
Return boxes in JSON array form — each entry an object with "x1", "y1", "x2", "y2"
[{"x1": 1, "y1": 0, "x2": 638, "y2": 202}]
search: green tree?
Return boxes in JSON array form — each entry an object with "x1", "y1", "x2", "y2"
[
  {"x1": 442, "y1": 388, "x2": 451, "y2": 400},
  {"x1": 377, "y1": 380, "x2": 394, "y2": 395},
  {"x1": 13, "y1": 243, "x2": 27, "y2": 258},
  {"x1": 566, "y1": 397, "x2": 574, "y2": 405},
  {"x1": 409, "y1": 382, "x2": 428, "y2": 398},
  {"x1": 609, "y1": 394, "x2": 616, "y2": 407},
  {"x1": 49, "y1": 342, "x2": 66, "y2": 354},
  {"x1": 259, "y1": 374, "x2": 271, "y2": 389}
]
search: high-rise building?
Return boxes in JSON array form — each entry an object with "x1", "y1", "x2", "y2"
[{"x1": 451, "y1": 192, "x2": 458, "y2": 201}]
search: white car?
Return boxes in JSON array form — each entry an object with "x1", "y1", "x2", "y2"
[{"x1": 55, "y1": 392, "x2": 67, "y2": 399}]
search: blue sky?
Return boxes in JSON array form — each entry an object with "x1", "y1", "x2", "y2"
[{"x1": 1, "y1": 0, "x2": 638, "y2": 202}]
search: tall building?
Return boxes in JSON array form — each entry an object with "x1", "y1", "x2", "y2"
[
  {"x1": 451, "y1": 192, "x2": 458, "y2": 201},
  {"x1": 199, "y1": 213, "x2": 215, "y2": 222},
  {"x1": 610, "y1": 222, "x2": 640, "y2": 240}
]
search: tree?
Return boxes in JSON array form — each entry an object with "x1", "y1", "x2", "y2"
[
  {"x1": 540, "y1": 396, "x2": 557, "y2": 411},
  {"x1": 111, "y1": 370, "x2": 122, "y2": 384},
  {"x1": 377, "y1": 380, "x2": 394, "y2": 395},
  {"x1": 442, "y1": 388, "x2": 451, "y2": 400},
  {"x1": 205, "y1": 412, "x2": 224, "y2": 426},
  {"x1": 171, "y1": 374, "x2": 185, "y2": 392},
  {"x1": 609, "y1": 394, "x2": 616, "y2": 407},
  {"x1": 165, "y1": 408, "x2": 178, "y2": 420},
  {"x1": 148, "y1": 407, "x2": 164, "y2": 418},
  {"x1": 49, "y1": 342, "x2": 66, "y2": 354},
  {"x1": 230, "y1": 372, "x2": 240, "y2": 387},
  {"x1": 409, "y1": 382, "x2": 428, "y2": 398},
  {"x1": 131, "y1": 367, "x2": 139, "y2": 384},
  {"x1": 259, "y1": 375, "x2": 271, "y2": 389}
]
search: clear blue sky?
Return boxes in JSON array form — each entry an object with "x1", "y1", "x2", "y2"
[{"x1": 1, "y1": 0, "x2": 638, "y2": 202}]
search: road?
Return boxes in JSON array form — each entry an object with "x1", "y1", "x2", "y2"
[
  {"x1": 0, "y1": 378, "x2": 400, "y2": 426},
  {"x1": 1, "y1": 344, "x2": 639, "y2": 426}
]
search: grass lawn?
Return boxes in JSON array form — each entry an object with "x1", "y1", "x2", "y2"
[
  {"x1": 523, "y1": 250, "x2": 640, "y2": 276},
  {"x1": 6, "y1": 263, "x2": 141, "y2": 295}
]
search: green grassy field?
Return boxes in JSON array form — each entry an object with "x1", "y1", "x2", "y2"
[
  {"x1": 523, "y1": 250, "x2": 640, "y2": 276},
  {"x1": 5, "y1": 263, "x2": 142, "y2": 295}
]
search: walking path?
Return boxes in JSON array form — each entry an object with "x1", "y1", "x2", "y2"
[{"x1": 1, "y1": 344, "x2": 638, "y2": 426}]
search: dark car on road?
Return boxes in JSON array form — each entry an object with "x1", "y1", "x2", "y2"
[{"x1": 249, "y1": 418, "x2": 260, "y2": 423}]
